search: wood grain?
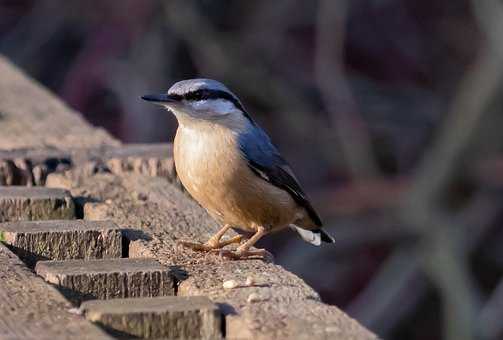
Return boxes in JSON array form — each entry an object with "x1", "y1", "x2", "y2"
[
  {"x1": 0, "y1": 56, "x2": 119, "y2": 150},
  {"x1": 0, "y1": 187, "x2": 75, "y2": 222},
  {"x1": 0, "y1": 220, "x2": 122, "y2": 266},
  {"x1": 81, "y1": 296, "x2": 221, "y2": 339},
  {"x1": 36, "y1": 258, "x2": 175, "y2": 303},
  {"x1": 0, "y1": 243, "x2": 112, "y2": 339},
  {"x1": 48, "y1": 172, "x2": 378, "y2": 340}
]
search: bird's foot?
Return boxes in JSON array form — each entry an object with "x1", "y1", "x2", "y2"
[
  {"x1": 218, "y1": 248, "x2": 274, "y2": 262},
  {"x1": 178, "y1": 235, "x2": 243, "y2": 252}
]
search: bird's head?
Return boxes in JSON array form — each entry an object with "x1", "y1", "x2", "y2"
[{"x1": 142, "y1": 79, "x2": 250, "y2": 126}]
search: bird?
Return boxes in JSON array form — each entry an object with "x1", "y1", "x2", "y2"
[{"x1": 142, "y1": 79, "x2": 334, "y2": 259}]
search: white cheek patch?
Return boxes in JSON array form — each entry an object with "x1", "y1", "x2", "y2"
[
  {"x1": 161, "y1": 104, "x2": 175, "y2": 112},
  {"x1": 189, "y1": 99, "x2": 236, "y2": 115}
]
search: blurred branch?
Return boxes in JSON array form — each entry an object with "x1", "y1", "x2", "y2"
[
  {"x1": 315, "y1": 0, "x2": 378, "y2": 179},
  {"x1": 395, "y1": 0, "x2": 503, "y2": 336},
  {"x1": 329, "y1": 219, "x2": 410, "y2": 251},
  {"x1": 478, "y1": 279, "x2": 503, "y2": 339},
  {"x1": 0, "y1": 1, "x2": 68, "y2": 65},
  {"x1": 346, "y1": 247, "x2": 427, "y2": 334},
  {"x1": 318, "y1": 177, "x2": 408, "y2": 215},
  {"x1": 348, "y1": 191, "x2": 498, "y2": 335},
  {"x1": 244, "y1": 0, "x2": 299, "y2": 61},
  {"x1": 402, "y1": 53, "x2": 503, "y2": 215},
  {"x1": 471, "y1": 5, "x2": 503, "y2": 340},
  {"x1": 402, "y1": 2, "x2": 503, "y2": 214},
  {"x1": 162, "y1": 0, "x2": 316, "y2": 118}
]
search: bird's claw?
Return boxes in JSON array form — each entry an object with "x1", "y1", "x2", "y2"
[
  {"x1": 217, "y1": 248, "x2": 274, "y2": 262},
  {"x1": 177, "y1": 237, "x2": 272, "y2": 262},
  {"x1": 177, "y1": 240, "x2": 213, "y2": 251},
  {"x1": 177, "y1": 235, "x2": 243, "y2": 252}
]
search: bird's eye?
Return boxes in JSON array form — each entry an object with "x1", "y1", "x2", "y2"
[{"x1": 186, "y1": 90, "x2": 206, "y2": 101}]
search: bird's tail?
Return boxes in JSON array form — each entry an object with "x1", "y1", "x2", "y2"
[
  {"x1": 319, "y1": 228, "x2": 335, "y2": 243},
  {"x1": 290, "y1": 225, "x2": 335, "y2": 246}
]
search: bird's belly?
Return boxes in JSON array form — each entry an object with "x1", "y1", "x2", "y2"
[
  {"x1": 209, "y1": 175, "x2": 297, "y2": 232},
  {"x1": 174, "y1": 128, "x2": 297, "y2": 232}
]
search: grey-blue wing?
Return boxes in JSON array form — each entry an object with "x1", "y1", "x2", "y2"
[{"x1": 238, "y1": 126, "x2": 322, "y2": 227}]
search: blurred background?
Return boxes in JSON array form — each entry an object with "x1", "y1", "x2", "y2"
[{"x1": 1, "y1": 1, "x2": 503, "y2": 339}]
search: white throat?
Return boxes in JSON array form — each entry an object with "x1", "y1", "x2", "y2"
[{"x1": 167, "y1": 98, "x2": 248, "y2": 132}]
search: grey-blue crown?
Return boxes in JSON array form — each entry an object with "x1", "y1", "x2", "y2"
[
  {"x1": 168, "y1": 79, "x2": 247, "y2": 115},
  {"x1": 168, "y1": 79, "x2": 232, "y2": 96}
]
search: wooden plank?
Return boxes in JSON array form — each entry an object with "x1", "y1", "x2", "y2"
[
  {"x1": 0, "y1": 243, "x2": 112, "y2": 340},
  {"x1": 0, "y1": 186, "x2": 75, "y2": 222},
  {"x1": 0, "y1": 55, "x2": 119, "y2": 150},
  {"x1": 0, "y1": 220, "x2": 122, "y2": 266},
  {"x1": 102, "y1": 143, "x2": 175, "y2": 178},
  {"x1": 0, "y1": 148, "x2": 71, "y2": 186},
  {"x1": 49, "y1": 172, "x2": 378, "y2": 340},
  {"x1": 36, "y1": 258, "x2": 175, "y2": 303},
  {"x1": 0, "y1": 144, "x2": 175, "y2": 186},
  {"x1": 80, "y1": 296, "x2": 222, "y2": 339}
]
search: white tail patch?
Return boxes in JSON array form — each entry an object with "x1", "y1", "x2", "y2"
[{"x1": 290, "y1": 225, "x2": 321, "y2": 246}]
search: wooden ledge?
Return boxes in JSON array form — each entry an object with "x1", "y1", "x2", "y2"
[
  {"x1": 0, "y1": 55, "x2": 118, "y2": 150},
  {"x1": 47, "y1": 172, "x2": 378, "y2": 340},
  {"x1": 0, "y1": 243, "x2": 112, "y2": 339},
  {"x1": 0, "y1": 144, "x2": 176, "y2": 186},
  {"x1": 0, "y1": 186, "x2": 75, "y2": 222},
  {"x1": 0, "y1": 53, "x2": 378, "y2": 340},
  {"x1": 36, "y1": 258, "x2": 175, "y2": 303},
  {"x1": 0, "y1": 220, "x2": 122, "y2": 266},
  {"x1": 81, "y1": 296, "x2": 221, "y2": 339}
]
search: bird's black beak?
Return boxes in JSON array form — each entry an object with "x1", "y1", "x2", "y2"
[{"x1": 141, "y1": 93, "x2": 177, "y2": 104}]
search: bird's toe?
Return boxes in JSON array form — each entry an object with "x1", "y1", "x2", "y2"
[
  {"x1": 218, "y1": 248, "x2": 274, "y2": 262},
  {"x1": 177, "y1": 240, "x2": 213, "y2": 251}
]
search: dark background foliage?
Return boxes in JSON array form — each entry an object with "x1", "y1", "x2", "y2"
[{"x1": 2, "y1": 1, "x2": 503, "y2": 339}]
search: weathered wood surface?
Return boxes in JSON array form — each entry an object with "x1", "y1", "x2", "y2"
[
  {"x1": 0, "y1": 220, "x2": 122, "y2": 266},
  {"x1": 80, "y1": 296, "x2": 222, "y2": 339},
  {"x1": 0, "y1": 144, "x2": 176, "y2": 186},
  {"x1": 101, "y1": 143, "x2": 176, "y2": 178},
  {"x1": 36, "y1": 258, "x2": 175, "y2": 303},
  {"x1": 48, "y1": 172, "x2": 378, "y2": 340},
  {"x1": 0, "y1": 148, "x2": 71, "y2": 186},
  {"x1": 0, "y1": 243, "x2": 112, "y2": 340},
  {"x1": 0, "y1": 187, "x2": 75, "y2": 222},
  {"x1": 0, "y1": 54, "x2": 377, "y2": 340},
  {"x1": 0, "y1": 56, "x2": 118, "y2": 150}
]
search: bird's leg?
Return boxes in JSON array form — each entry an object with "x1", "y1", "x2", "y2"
[
  {"x1": 206, "y1": 224, "x2": 236, "y2": 247},
  {"x1": 179, "y1": 224, "x2": 242, "y2": 251},
  {"x1": 219, "y1": 225, "x2": 273, "y2": 260}
]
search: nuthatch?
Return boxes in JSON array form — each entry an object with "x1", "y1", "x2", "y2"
[{"x1": 142, "y1": 79, "x2": 334, "y2": 259}]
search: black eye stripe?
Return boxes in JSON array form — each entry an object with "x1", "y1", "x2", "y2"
[
  {"x1": 183, "y1": 89, "x2": 246, "y2": 113},
  {"x1": 168, "y1": 93, "x2": 183, "y2": 101},
  {"x1": 169, "y1": 88, "x2": 255, "y2": 124}
]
